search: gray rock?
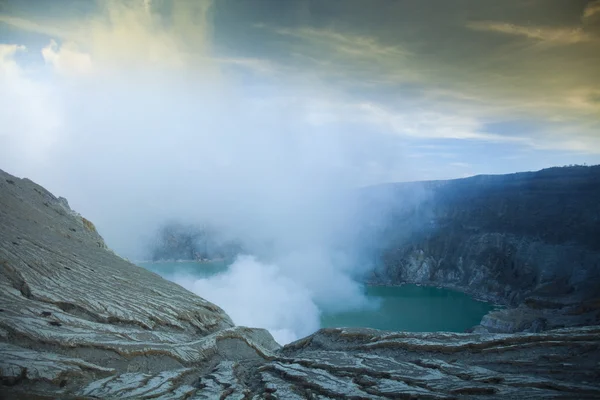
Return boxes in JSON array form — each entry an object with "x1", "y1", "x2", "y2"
[
  {"x1": 524, "y1": 318, "x2": 548, "y2": 333},
  {"x1": 1, "y1": 168, "x2": 599, "y2": 399},
  {"x1": 0, "y1": 169, "x2": 280, "y2": 398},
  {"x1": 364, "y1": 166, "x2": 600, "y2": 332}
]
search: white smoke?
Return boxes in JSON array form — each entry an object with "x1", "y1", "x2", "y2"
[
  {"x1": 0, "y1": 1, "x2": 402, "y2": 344},
  {"x1": 166, "y1": 247, "x2": 382, "y2": 344},
  {"x1": 173, "y1": 256, "x2": 320, "y2": 344}
]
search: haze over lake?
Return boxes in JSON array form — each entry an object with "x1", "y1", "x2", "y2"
[{"x1": 140, "y1": 260, "x2": 495, "y2": 341}]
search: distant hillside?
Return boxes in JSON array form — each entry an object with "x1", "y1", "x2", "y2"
[
  {"x1": 364, "y1": 165, "x2": 600, "y2": 332},
  {"x1": 149, "y1": 221, "x2": 243, "y2": 261}
]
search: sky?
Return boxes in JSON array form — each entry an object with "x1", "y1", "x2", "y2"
[
  {"x1": 1, "y1": 1, "x2": 599, "y2": 184},
  {"x1": 1, "y1": 0, "x2": 599, "y2": 343}
]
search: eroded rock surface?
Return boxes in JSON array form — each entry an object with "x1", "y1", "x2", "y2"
[
  {"x1": 269, "y1": 327, "x2": 600, "y2": 399},
  {"x1": 0, "y1": 170, "x2": 280, "y2": 398},
  {"x1": 1, "y1": 168, "x2": 599, "y2": 399},
  {"x1": 364, "y1": 166, "x2": 600, "y2": 332}
]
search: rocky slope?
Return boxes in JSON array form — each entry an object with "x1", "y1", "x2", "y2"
[
  {"x1": 1, "y1": 168, "x2": 600, "y2": 399},
  {"x1": 0, "y1": 169, "x2": 279, "y2": 398},
  {"x1": 364, "y1": 166, "x2": 600, "y2": 333}
]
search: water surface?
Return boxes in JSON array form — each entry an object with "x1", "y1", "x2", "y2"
[
  {"x1": 322, "y1": 285, "x2": 495, "y2": 332},
  {"x1": 139, "y1": 261, "x2": 494, "y2": 333},
  {"x1": 142, "y1": 260, "x2": 228, "y2": 278}
]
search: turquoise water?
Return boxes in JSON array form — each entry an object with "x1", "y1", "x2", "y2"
[
  {"x1": 142, "y1": 260, "x2": 229, "y2": 278},
  {"x1": 139, "y1": 261, "x2": 494, "y2": 333},
  {"x1": 321, "y1": 285, "x2": 494, "y2": 332}
]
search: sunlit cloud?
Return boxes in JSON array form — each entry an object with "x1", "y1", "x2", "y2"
[
  {"x1": 259, "y1": 24, "x2": 410, "y2": 59},
  {"x1": 0, "y1": 44, "x2": 62, "y2": 166},
  {"x1": 583, "y1": 0, "x2": 600, "y2": 21},
  {"x1": 466, "y1": 21, "x2": 594, "y2": 45},
  {"x1": 255, "y1": 23, "x2": 419, "y2": 86},
  {"x1": 42, "y1": 40, "x2": 93, "y2": 75},
  {"x1": 216, "y1": 56, "x2": 279, "y2": 75},
  {"x1": 1, "y1": 0, "x2": 215, "y2": 71},
  {"x1": 1, "y1": 0, "x2": 598, "y2": 158},
  {"x1": 0, "y1": 15, "x2": 73, "y2": 38},
  {"x1": 255, "y1": 6, "x2": 599, "y2": 154}
]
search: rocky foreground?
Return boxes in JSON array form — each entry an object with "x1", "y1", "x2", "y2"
[{"x1": 1, "y1": 169, "x2": 600, "y2": 399}]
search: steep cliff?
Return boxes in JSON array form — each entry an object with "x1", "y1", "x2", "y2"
[
  {"x1": 1, "y1": 168, "x2": 599, "y2": 399},
  {"x1": 366, "y1": 165, "x2": 600, "y2": 333}
]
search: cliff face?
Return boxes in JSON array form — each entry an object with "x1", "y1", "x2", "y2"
[
  {"x1": 1, "y1": 168, "x2": 600, "y2": 399},
  {"x1": 366, "y1": 166, "x2": 600, "y2": 332}
]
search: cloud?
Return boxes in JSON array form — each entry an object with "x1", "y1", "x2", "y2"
[
  {"x1": 42, "y1": 40, "x2": 93, "y2": 75},
  {"x1": 6, "y1": 1, "x2": 595, "y2": 155},
  {"x1": 1, "y1": 0, "x2": 215, "y2": 71},
  {"x1": 565, "y1": 88, "x2": 600, "y2": 113},
  {"x1": 255, "y1": 23, "x2": 419, "y2": 86},
  {"x1": 83, "y1": 0, "x2": 188, "y2": 69},
  {"x1": 466, "y1": 21, "x2": 593, "y2": 44},
  {"x1": 216, "y1": 56, "x2": 279, "y2": 75},
  {"x1": 0, "y1": 44, "x2": 62, "y2": 169},
  {"x1": 449, "y1": 162, "x2": 470, "y2": 168},
  {"x1": 356, "y1": 102, "x2": 526, "y2": 142},
  {"x1": 256, "y1": 10, "x2": 599, "y2": 154},
  {"x1": 262, "y1": 25, "x2": 410, "y2": 59},
  {"x1": 0, "y1": 43, "x2": 24, "y2": 60},
  {"x1": 0, "y1": 15, "x2": 72, "y2": 38},
  {"x1": 583, "y1": 0, "x2": 600, "y2": 21}
]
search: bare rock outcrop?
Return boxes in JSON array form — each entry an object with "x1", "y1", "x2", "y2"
[
  {"x1": 364, "y1": 166, "x2": 600, "y2": 333},
  {"x1": 0, "y1": 170, "x2": 280, "y2": 398},
  {"x1": 1, "y1": 168, "x2": 599, "y2": 399}
]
